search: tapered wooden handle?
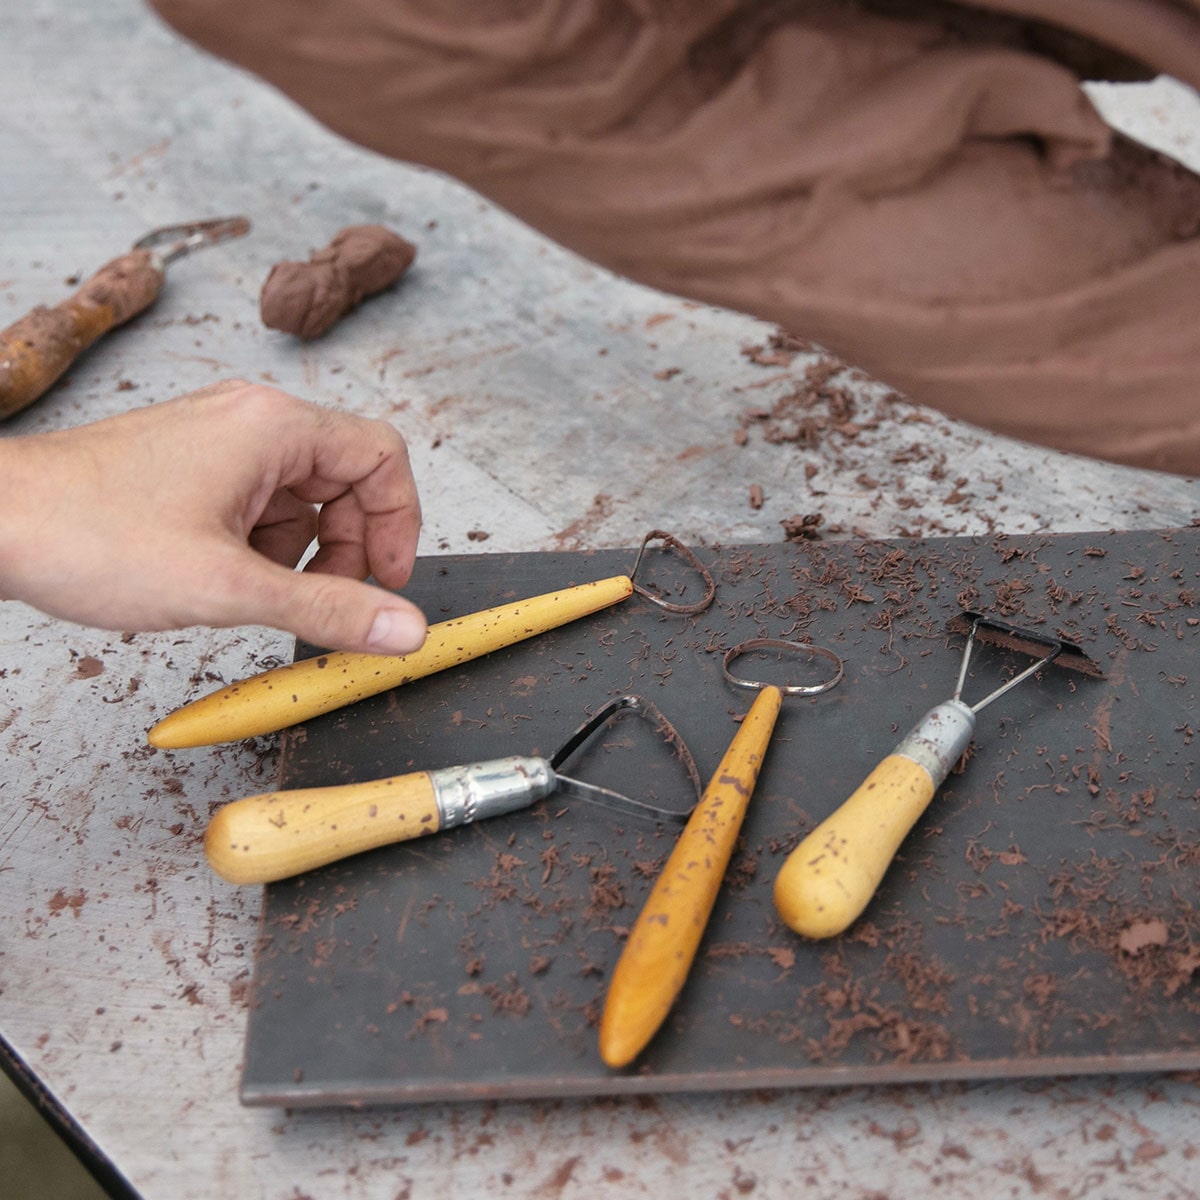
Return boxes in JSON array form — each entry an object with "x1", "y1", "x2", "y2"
[
  {"x1": 599, "y1": 685, "x2": 782, "y2": 1068},
  {"x1": 773, "y1": 755, "x2": 938, "y2": 940},
  {"x1": 0, "y1": 250, "x2": 163, "y2": 417},
  {"x1": 148, "y1": 573, "x2": 634, "y2": 748},
  {"x1": 774, "y1": 701, "x2": 976, "y2": 939},
  {"x1": 205, "y1": 770, "x2": 440, "y2": 884}
]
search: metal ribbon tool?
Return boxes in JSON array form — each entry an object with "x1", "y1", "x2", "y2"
[
  {"x1": 773, "y1": 609, "x2": 1104, "y2": 940},
  {"x1": 205, "y1": 694, "x2": 704, "y2": 885}
]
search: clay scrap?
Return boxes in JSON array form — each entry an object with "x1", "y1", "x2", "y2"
[{"x1": 259, "y1": 224, "x2": 415, "y2": 338}]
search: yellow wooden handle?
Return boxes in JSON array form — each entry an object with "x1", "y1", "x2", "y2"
[
  {"x1": 149, "y1": 573, "x2": 634, "y2": 748},
  {"x1": 773, "y1": 754, "x2": 937, "y2": 940},
  {"x1": 0, "y1": 298, "x2": 126, "y2": 416},
  {"x1": 0, "y1": 250, "x2": 163, "y2": 417},
  {"x1": 205, "y1": 770, "x2": 440, "y2": 884},
  {"x1": 599, "y1": 685, "x2": 782, "y2": 1068}
]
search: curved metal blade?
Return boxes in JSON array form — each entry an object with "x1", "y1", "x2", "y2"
[
  {"x1": 549, "y1": 693, "x2": 702, "y2": 824},
  {"x1": 553, "y1": 772, "x2": 691, "y2": 826},
  {"x1": 134, "y1": 215, "x2": 251, "y2": 265}
]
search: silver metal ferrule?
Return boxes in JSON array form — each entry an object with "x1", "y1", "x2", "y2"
[
  {"x1": 892, "y1": 700, "x2": 977, "y2": 787},
  {"x1": 429, "y1": 756, "x2": 556, "y2": 830}
]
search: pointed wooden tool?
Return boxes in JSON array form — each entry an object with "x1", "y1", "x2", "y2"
[
  {"x1": 148, "y1": 574, "x2": 633, "y2": 749},
  {"x1": 598, "y1": 686, "x2": 782, "y2": 1068}
]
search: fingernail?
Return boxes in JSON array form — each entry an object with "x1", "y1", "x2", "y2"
[{"x1": 367, "y1": 608, "x2": 426, "y2": 654}]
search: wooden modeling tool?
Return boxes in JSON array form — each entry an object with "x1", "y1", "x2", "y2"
[
  {"x1": 599, "y1": 639, "x2": 843, "y2": 1068},
  {"x1": 148, "y1": 531, "x2": 715, "y2": 749},
  {"x1": 0, "y1": 217, "x2": 250, "y2": 417},
  {"x1": 205, "y1": 694, "x2": 702, "y2": 884},
  {"x1": 774, "y1": 611, "x2": 1104, "y2": 940}
]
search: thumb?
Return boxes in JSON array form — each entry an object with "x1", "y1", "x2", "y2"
[{"x1": 226, "y1": 556, "x2": 428, "y2": 654}]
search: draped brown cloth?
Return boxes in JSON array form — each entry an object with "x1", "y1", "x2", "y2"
[{"x1": 148, "y1": 1, "x2": 1200, "y2": 473}]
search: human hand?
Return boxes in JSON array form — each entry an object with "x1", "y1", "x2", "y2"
[{"x1": 0, "y1": 380, "x2": 427, "y2": 654}]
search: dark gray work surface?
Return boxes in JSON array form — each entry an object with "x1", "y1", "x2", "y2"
[{"x1": 242, "y1": 530, "x2": 1200, "y2": 1106}]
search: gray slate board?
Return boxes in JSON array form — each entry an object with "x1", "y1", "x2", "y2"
[{"x1": 242, "y1": 530, "x2": 1200, "y2": 1106}]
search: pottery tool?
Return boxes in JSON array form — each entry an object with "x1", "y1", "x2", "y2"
[
  {"x1": 774, "y1": 610, "x2": 1105, "y2": 940},
  {"x1": 0, "y1": 216, "x2": 251, "y2": 418},
  {"x1": 599, "y1": 638, "x2": 843, "y2": 1068},
  {"x1": 148, "y1": 530, "x2": 715, "y2": 749},
  {"x1": 205, "y1": 694, "x2": 703, "y2": 884}
]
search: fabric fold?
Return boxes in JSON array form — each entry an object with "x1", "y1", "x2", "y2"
[{"x1": 149, "y1": 0, "x2": 1200, "y2": 472}]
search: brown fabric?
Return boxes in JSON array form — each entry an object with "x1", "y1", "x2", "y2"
[
  {"x1": 149, "y1": 1, "x2": 1200, "y2": 473},
  {"x1": 866, "y1": 0, "x2": 1198, "y2": 83},
  {"x1": 958, "y1": 0, "x2": 1200, "y2": 90}
]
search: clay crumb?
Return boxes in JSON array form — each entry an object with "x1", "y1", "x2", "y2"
[
  {"x1": 781, "y1": 513, "x2": 824, "y2": 541},
  {"x1": 1118, "y1": 919, "x2": 1169, "y2": 956},
  {"x1": 73, "y1": 655, "x2": 105, "y2": 679}
]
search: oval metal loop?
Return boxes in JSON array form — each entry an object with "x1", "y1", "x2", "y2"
[
  {"x1": 628, "y1": 530, "x2": 716, "y2": 615},
  {"x1": 722, "y1": 638, "x2": 843, "y2": 696}
]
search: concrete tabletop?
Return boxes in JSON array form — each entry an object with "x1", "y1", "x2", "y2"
[{"x1": 3, "y1": 3, "x2": 1199, "y2": 1197}]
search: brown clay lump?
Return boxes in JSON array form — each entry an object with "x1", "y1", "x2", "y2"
[{"x1": 259, "y1": 224, "x2": 416, "y2": 338}]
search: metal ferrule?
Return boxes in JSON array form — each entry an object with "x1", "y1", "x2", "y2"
[
  {"x1": 892, "y1": 700, "x2": 977, "y2": 787},
  {"x1": 429, "y1": 756, "x2": 556, "y2": 831}
]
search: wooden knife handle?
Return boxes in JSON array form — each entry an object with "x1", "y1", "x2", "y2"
[
  {"x1": 204, "y1": 754, "x2": 553, "y2": 884},
  {"x1": 0, "y1": 249, "x2": 163, "y2": 418},
  {"x1": 773, "y1": 754, "x2": 940, "y2": 940},
  {"x1": 773, "y1": 701, "x2": 977, "y2": 939},
  {"x1": 205, "y1": 770, "x2": 442, "y2": 885}
]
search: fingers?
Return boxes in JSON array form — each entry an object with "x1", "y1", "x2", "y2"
[
  {"x1": 248, "y1": 489, "x2": 319, "y2": 567},
  {"x1": 203, "y1": 389, "x2": 424, "y2": 648},
  {"x1": 0, "y1": 376, "x2": 429, "y2": 648},
  {"x1": 216, "y1": 548, "x2": 428, "y2": 654},
  {"x1": 282, "y1": 405, "x2": 422, "y2": 590},
  {"x1": 221, "y1": 381, "x2": 422, "y2": 588},
  {"x1": 304, "y1": 487, "x2": 371, "y2": 579}
]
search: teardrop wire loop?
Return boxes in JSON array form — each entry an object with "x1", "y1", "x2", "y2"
[
  {"x1": 628, "y1": 530, "x2": 716, "y2": 615},
  {"x1": 549, "y1": 694, "x2": 704, "y2": 825},
  {"x1": 722, "y1": 638, "x2": 844, "y2": 696}
]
